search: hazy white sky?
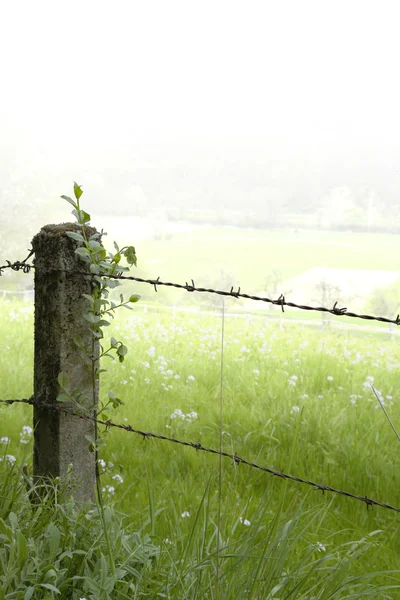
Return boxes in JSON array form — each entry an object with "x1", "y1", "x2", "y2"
[{"x1": 2, "y1": 0, "x2": 400, "y2": 167}]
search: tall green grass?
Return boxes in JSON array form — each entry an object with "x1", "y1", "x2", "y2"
[{"x1": 1, "y1": 299, "x2": 400, "y2": 597}]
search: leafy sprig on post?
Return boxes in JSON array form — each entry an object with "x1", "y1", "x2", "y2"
[{"x1": 57, "y1": 182, "x2": 139, "y2": 417}]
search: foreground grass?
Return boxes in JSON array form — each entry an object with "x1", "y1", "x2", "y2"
[
  {"x1": 1, "y1": 299, "x2": 400, "y2": 597},
  {"x1": 1, "y1": 469, "x2": 398, "y2": 599}
]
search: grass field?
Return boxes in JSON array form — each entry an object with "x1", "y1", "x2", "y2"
[
  {"x1": 2, "y1": 296, "x2": 400, "y2": 597},
  {"x1": 3, "y1": 224, "x2": 400, "y2": 306},
  {"x1": 118, "y1": 226, "x2": 400, "y2": 284}
]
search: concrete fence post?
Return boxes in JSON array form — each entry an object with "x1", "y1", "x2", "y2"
[{"x1": 31, "y1": 223, "x2": 99, "y2": 502}]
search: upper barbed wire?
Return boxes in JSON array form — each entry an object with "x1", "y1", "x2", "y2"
[{"x1": 1, "y1": 256, "x2": 400, "y2": 326}]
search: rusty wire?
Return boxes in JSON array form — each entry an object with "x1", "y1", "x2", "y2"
[
  {"x1": 2, "y1": 396, "x2": 400, "y2": 514},
  {"x1": 1, "y1": 257, "x2": 400, "y2": 326}
]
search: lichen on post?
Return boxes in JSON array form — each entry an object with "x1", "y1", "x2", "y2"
[{"x1": 31, "y1": 222, "x2": 99, "y2": 502}]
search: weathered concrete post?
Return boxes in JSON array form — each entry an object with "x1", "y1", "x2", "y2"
[{"x1": 31, "y1": 223, "x2": 99, "y2": 502}]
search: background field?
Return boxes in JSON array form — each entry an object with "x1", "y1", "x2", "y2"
[
  {"x1": 4, "y1": 223, "x2": 400, "y2": 313},
  {"x1": 2, "y1": 226, "x2": 400, "y2": 596},
  {"x1": 2, "y1": 291, "x2": 400, "y2": 595}
]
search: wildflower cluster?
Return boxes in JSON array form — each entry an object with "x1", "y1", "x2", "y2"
[{"x1": 170, "y1": 409, "x2": 198, "y2": 423}]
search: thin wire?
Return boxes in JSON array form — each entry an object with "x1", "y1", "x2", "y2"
[
  {"x1": 216, "y1": 299, "x2": 225, "y2": 590},
  {"x1": 371, "y1": 385, "x2": 400, "y2": 444}
]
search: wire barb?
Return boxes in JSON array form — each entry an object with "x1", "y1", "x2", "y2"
[
  {"x1": 275, "y1": 294, "x2": 285, "y2": 312},
  {"x1": 151, "y1": 276, "x2": 160, "y2": 292},
  {"x1": 185, "y1": 279, "x2": 196, "y2": 292},
  {"x1": 331, "y1": 301, "x2": 347, "y2": 316}
]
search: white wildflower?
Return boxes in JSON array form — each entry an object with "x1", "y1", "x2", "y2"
[
  {"x1": 0, "y1": 455, "x2": 16, "y2": 465},
  {"x1": 20, "y1": 425, "x2": 33, "y2": 444},
  {"x1": 171, "y1": 409, "x2": 185, "y2": 420}
]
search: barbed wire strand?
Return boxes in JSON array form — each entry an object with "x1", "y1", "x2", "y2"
[
  {"x1": 0, "y1": 398, "x2": 34, "y2": 405},
  {"x1": 2, "y1": 396, "x2": 400, "y2": 514},
  {"x1": 1, "y1": 258, "x2": 400, "y2": 327}
]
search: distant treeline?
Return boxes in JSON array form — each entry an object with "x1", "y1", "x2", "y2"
[{"x1": 141, "y1": 206, "x2": 400, "y2": 235}]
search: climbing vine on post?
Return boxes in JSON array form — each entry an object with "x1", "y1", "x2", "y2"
[{"x1": 57, "y1": 181, "x2": 139, "y2": 446}]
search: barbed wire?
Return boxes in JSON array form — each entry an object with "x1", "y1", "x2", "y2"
[
  {"x1": 1, "y1": 257, "x2": 400, "y2": 327},
  {"x1": 0, "y1": 397, "x2": 34, "y2": 406},
  {"x1": 2, "y1": 396, "x2": 400, "y2": 514},
  {"x1": 77, "y1": 413, "x2": 400, "y2": 513}
]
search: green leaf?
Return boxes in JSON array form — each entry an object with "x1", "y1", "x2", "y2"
[
  {"x1": 117, "y1": 344, "x2": 128, "y2": 357},
  {"x1": 57, "y1": 372, "x2": 68, "y2": 388},
  {"x1": 114, "y1": 240, "x2": 120, "y2": 252},
  {"x1": 17, "y1": 531, "x2": 28, "y2": 568},
  {"x1": 47, "y1": 523, "x2": 61, "y2": 556},
  {"x1": 113, "y1": 252, "x2": 121, "y2": 264},
  {"x1": 73, "y1": 336, "x2": 84, "y2": 349},
  {"x1": 0, "y1": 517, "x2": 12, "y2": 542},
  {"x1": 129, "y1": 294, "x2": 141, "y2": 303},
  {"x1": 89, "y1": 262, "x2": 100, "y2": 274},
  {"x1": 98, "y1": 319, "x2": 111, "y2": 327},
  {"x1": 66, "y1": 231, "x2": 85, "y2": 243},
  {"x1": 124, "y1": 246, "x2": 137, "y2": 266},
  {"x1": 61, "y1": 195, "x2": 78, "y2": 209},
  {"x1": 107, "y1": 279, "x2": 121, "y2": 289},
  {"x1": 82, "y1": 293, "x2": 94, "y2": 306},
  {"x1": 24, "y1": 588, "x2": 35, "y2": 600},
  {"x1": 110, "y1": 337, "x2": 118, "y2": 347},
  {"x1": 75, "y1": 247, "x2": 91, "y2": 259},
  {"x1": 81, "y1": 209, "x2": 91, "y2": 224},
  {"x1": 56, "y1": 392, "x2": 71, "y2": 403},
  {"x1": 72, "y1": 208, "x2": 91, "y2": 225},
  {"x1": 73, "y1": 181, "x2": 83, "y2": 201},
  {"x1": 39, "y1": 583, "x2": 61, "y2": 594},
  {"x1": 84, "y1": 313, "x2": 102, "y2": 323},
  {"x1": 94, "y1": 248, "x2": 107, "y2": 260}
]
